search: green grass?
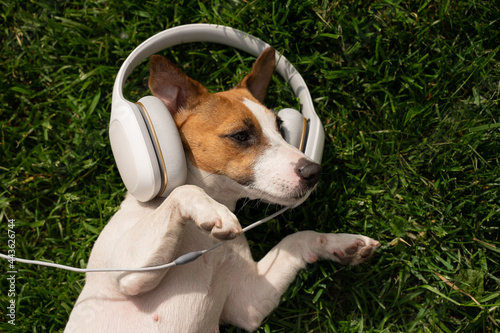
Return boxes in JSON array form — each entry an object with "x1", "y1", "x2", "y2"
[{"x1": 1, "y1": 0, "x2": 499, "y2": 332}]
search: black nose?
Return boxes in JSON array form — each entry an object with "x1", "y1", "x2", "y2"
[{"x1": 295, "y1": 158, "x2": 322, "y2": 187}]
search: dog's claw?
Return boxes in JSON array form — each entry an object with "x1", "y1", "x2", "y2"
[
  {"x1": 199, "y1": 220, "x2": 216, "y2": 232},
  {"x1": 361, "y1": 240, "x2": 380, "y2": 258},
  {"x1": 211, "y1": 226, "x2": 242, "y2": 240}
]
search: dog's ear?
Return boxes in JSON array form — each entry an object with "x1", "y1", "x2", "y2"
[
  {"x1": 235, "y1": 47, "x2": 275, "y2": 103},
  {"x1": 149, "y1": 55, "x2": 209, "y2": 115}
]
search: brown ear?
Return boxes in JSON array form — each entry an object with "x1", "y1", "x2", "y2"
[
  {"x1": 235, "y1": 47, "x2": 276, "y2": 103},
  {"x1": 148, "y1": 55, "x2": 209, "y2": 115}
]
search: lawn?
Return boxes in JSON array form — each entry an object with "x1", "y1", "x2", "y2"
[{"x1": 1, "y1": 0, "x2": 499, "y2": 332}]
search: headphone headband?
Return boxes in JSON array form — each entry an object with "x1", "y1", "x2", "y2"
[{"x1": 112, "y1": 24, "x2": 324, "y2": 163}]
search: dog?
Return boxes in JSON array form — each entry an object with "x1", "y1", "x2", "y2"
[{"x1": 65, "y1": 48, "x2": 380, "y2": 332}]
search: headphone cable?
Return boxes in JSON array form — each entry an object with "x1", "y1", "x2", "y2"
[{"x1": 0, "y1": 206, "x2": 289, "y2": 273}]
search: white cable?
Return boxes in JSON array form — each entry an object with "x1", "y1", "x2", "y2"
[
  {"x1": 0, "y1": 253, "x2": 173, "y2": 273},
  {"x1": 241, "y1": 206, "x2": 289, "y2": 233},
  {"x1": 0, "y1": 206, "x2": 290, "y2": 273}
]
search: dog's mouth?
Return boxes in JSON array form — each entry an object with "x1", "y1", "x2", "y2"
[
  {"x1": 244, "y1": 157, "x2": 322, "y2": 206},
  {"x1": 245, "y1": 177, "x2": 320, "y2": 206},
  {"x1": 265, "y1": 190, "x2": 315, "y2": 206},
  {"x1": 245, "y1": 186, "x2": 317, "y2": 207}
]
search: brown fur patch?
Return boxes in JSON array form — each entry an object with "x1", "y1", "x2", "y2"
[{"x1": 175, "y1": 90, "x2": 269, "y2": 186}]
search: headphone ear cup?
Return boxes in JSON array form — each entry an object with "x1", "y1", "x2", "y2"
[
  {"x1": 110, "y1": 101, "x2": 161, "y2": 202},
  {"x1": 277, "y1": 108, "x2": 307, "y2": 151},
  {"x1": 136, "y1": 96, "x2": 187, "y2": 198}
]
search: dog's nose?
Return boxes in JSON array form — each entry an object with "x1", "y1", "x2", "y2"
[{"x1": 295, "y1": 158, "x2": 322, "y2": 186}]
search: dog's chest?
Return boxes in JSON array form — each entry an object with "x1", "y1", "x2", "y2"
[{"x1": 135, "y1": 235, "x2": 234, "y2": 330}]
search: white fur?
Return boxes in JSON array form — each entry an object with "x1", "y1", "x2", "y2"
[{"x1": 66, "y1": 93, "x2": 380, "y2": 333}]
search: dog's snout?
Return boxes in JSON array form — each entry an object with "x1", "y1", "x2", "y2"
[{"x1": 295, "y1": 158, "x2": 322, "y2": 186}]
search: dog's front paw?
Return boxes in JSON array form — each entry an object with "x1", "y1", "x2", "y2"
[
  {"x1": 173, "y1": 186, "x2": 242, "y2": 240},
  {"x1": 310, "y1": 233, "x2": 380, "y2": 266},
  {"x1": 196, "y1": 205, "x2": 242, "y2": 240}
]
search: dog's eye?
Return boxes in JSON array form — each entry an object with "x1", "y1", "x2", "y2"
[
  {"x1": 231, "y1": 131, "x2": 250, "y2": 142},
  {"x1": 224, "y1": 119, "x2": 256, "y2": 145}
]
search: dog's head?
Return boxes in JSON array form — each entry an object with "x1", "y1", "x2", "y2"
[{"x1": 148, "y1": 48, "x2": 321, "y2": 207}]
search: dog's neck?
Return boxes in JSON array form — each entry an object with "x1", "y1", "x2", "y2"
[{"x1": 185, "y1": 160, "x2": 242, "y2": 211}]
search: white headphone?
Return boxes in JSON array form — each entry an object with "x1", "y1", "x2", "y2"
[
  {"x1": 110, "y1": 24, "x2": 325, "y2": 202},
  {"x1": 0, "y1": 25, "x2": 326, "y2": 274}
]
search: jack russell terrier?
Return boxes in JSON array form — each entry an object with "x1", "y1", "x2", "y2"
[{"x1": 66, "y1": 47, "x2": 380, "y2": 332}]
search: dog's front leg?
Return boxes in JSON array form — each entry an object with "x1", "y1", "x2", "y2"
[
  {"x1": 108, "y1": 185, "x2": 242, "y2": 296},
  {"x1": 221, "y1": 231, "x2": 380, "y2": 331}
]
